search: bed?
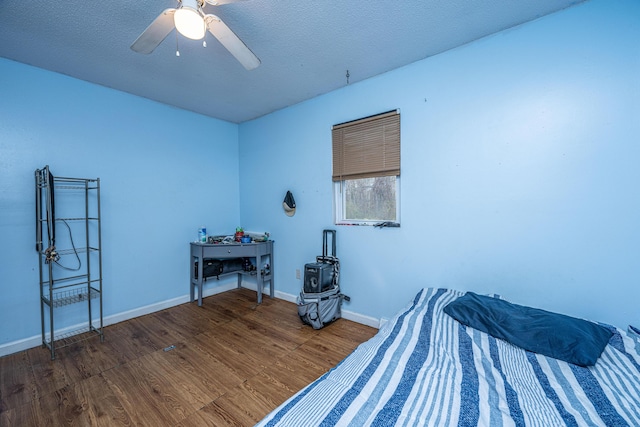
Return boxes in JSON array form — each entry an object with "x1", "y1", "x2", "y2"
[{"x1": 256, "y1": 288, "x2": 640, "y2": 426}]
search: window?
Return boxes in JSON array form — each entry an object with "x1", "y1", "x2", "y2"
[{"x1": 332, "y1": 110, "x2": 400, "y2": 225}]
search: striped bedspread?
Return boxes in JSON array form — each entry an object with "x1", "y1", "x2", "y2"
[{"x1": 256, "y1": 288, "x2": 640, "y2": 426}]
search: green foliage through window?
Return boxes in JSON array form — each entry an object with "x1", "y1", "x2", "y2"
[{"x1": 343, "y1": 176, "x2": 397, "y2": 221}]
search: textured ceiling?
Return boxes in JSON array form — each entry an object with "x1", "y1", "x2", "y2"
[{"x1": 0, "y1": 0, "x2": 585, "y2": 123}]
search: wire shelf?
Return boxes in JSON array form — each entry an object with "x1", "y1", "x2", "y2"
[
  {"x1": 44, "y1": 326, "x2": 103, "y2": 348},
  {"x1": 57, "y1": 246, "x2": 99, "y2": 256},
  {"x1": 43, "y1": 286, "x2": 101, "y2": 308}
]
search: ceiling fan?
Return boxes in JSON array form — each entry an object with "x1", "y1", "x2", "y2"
[{"x1": 130, "y1": 0, "x2": 260, "y2": 70}]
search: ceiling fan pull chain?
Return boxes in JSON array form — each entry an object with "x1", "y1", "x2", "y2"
[{"x1": 175, "y1": 29, "x2": 181, "y2": 57}]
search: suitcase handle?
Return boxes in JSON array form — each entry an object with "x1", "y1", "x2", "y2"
[{"x1": 322, "y1": 229, "x2": 336, "y2": 257}]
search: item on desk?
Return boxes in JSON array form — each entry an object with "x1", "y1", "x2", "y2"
[
  {"x1": 235, "y1": 226, "x2": 244, "y2": 242},
  {"x1": 241, "y1": 235, "x2": 251, "y2": 243},
  {"x1": 198, "y1": 226, "x2": 207, "y2": 243},
  {"x1": 245, "y1": 231, "x2": 270, "y2": 242}
]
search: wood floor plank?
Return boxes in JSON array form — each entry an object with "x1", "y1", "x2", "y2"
[
  {"x1": 104, "y1": 319, "x2": 165, "y2": 359},
  {"x1": 2, "y1": 373, "x2": 130, "y2": 427},
  {"x1": 291, "y1": 338, "x2": 354, "y2": 371},
  {"x1": 242, "y1": 366, "x2": 308, "y2": 409},
  {"x1": 267, "y1": 350, "x2": 329, "y2": 390},
  {"x1": 0, "y1": 397, "x2": 56, "y2": 426},
  {"x1": 216, "y1": 319, "x2": 293, "y2": 361},
  {"x1": 235, "y1": 311, "x2": 318, "y2": 349},
  {"x1": 150, "y1": 305, "x2": 215, "y2": 339},
  {"x1": 201, "y1": 288, "x2": 263, "y2": 318},
  {"x1": 27, "y1": 345, "x2": 82, "y2": 402},
  {"x1": 0, "y1": 350, "x2": 38, "y2": 412},
  {"x1": 189, "y1": 330, "x2": 264, "y2": 380},
  {"x1": 321, "y1": 317, "x2": 378, "y2": 344},
  {"x1": 0, "y1": 289, "x2": 379, "y2": 426},
  {"x1": 138, "y1": 351, "x2": 220, "y2": 411},
  {"x1": 208, "y1": 382, "x2": 278, "y2": 426},
  {"x1": 147, "y1": 341, "x2": 244, "y2": 403},
  {"x1": 244, "y1": 298, "x2": 311, "y2": 330},
  {"x1": 178, "y1": 400, "x2": 246, "y2": 427},
  {"x1": 43, "y1": 374, "x2": 129, "y2": 426},
  {"x1": 76, "y1": 378, "x2": 134, "y2": 427},
  {"x1": 183, "y1": 298, "x2": 238, "y2": 326},
  {"x1": 35, "y1": 338, "x2": 121, "y2": 385},
  {"x1": 102, "y1": 355, "x2": 194, "y2": 426}
]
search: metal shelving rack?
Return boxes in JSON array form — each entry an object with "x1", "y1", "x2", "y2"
[{"x1": 35, "y1": 166, "x2": 103, "y2": 360}]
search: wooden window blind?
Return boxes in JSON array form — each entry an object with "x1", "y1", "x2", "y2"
[{"x1": 332, "y1": 110, "x2": 400, "y2": 182}]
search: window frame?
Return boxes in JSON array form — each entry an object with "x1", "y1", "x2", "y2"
[
  {"x1": 332, "y1": 110, "x2": 401, "y2": 226},
  {"x1": 333, "y1": 176, "x2": 401, "y2": 226}
]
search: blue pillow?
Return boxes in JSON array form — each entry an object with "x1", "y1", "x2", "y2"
[{"x1": 443, "y1": 292, "x2": 613, "y2": 367}]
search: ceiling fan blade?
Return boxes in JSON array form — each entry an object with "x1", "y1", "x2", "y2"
[
  {"x1": 131, "y1": 9, "x2": 176, "y2": 54},
  {"x1": 205, "y1": 14, "x2": 260, "y2": 70}
]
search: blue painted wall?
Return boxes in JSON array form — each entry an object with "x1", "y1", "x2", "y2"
[
  {"x1": 239, "y1": 0, "x2": 640, "y2": 328},
  {"x1": 0, "y1": 60, "x2": 241, "y2": 347},
  {"x1": 1, "y1": 0, "x2": 638, "y2": 352}
]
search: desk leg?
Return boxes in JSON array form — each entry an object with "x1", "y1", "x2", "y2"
[
  {"x1": 190, "y1": 256, "x2": 195, "y2": 303},
  {"x1": 256, "y1": 254, "x2": 263, "y2": 304},
  {"x1": 197, "y1": 255, "x2": 204, "y2": 307},
  {"x1": 270, "y1": 248, "x2": 275, "y2": 298}
]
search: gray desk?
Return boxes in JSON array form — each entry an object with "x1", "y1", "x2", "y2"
[{"x1": 190, "y1": 241, "x2": 274, "y2": 306}]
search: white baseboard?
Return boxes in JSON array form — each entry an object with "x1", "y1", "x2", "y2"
[
  {"x1": 0, "y1": 282, "x2": 236, "y2": 357},
  {"x1": 0, "y1": 336, "x2": 42, "y2": 359},
  {"x1": 274, "y1": 290, "x2": 297, "y2": 303},
  {"x1": 0, "y1": 283, "x2": 380, "y2": 357},
  {"x1": 343, "y1": 310, "x2": 380, "y2": 329}
]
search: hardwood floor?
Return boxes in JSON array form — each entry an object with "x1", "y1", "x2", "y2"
[{"x1": 0, "y1": 289, "x2": 377, "y2": 426}]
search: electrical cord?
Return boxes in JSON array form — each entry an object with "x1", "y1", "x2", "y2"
[{"x1": 52, "y1": 219, "x2": 82, "y2": 271}]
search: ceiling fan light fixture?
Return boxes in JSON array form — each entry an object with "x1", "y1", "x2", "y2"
[
  {"x1": 131, "y1": 0, "x2": 260, "y2": 70},
  {"x1": 174, "y1": 0, "x2": 205, "y2": 40}
]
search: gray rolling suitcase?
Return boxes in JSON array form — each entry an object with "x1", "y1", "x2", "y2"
[{"x1": 298, "y1": 230, "x2": 349, "y2": 329}]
